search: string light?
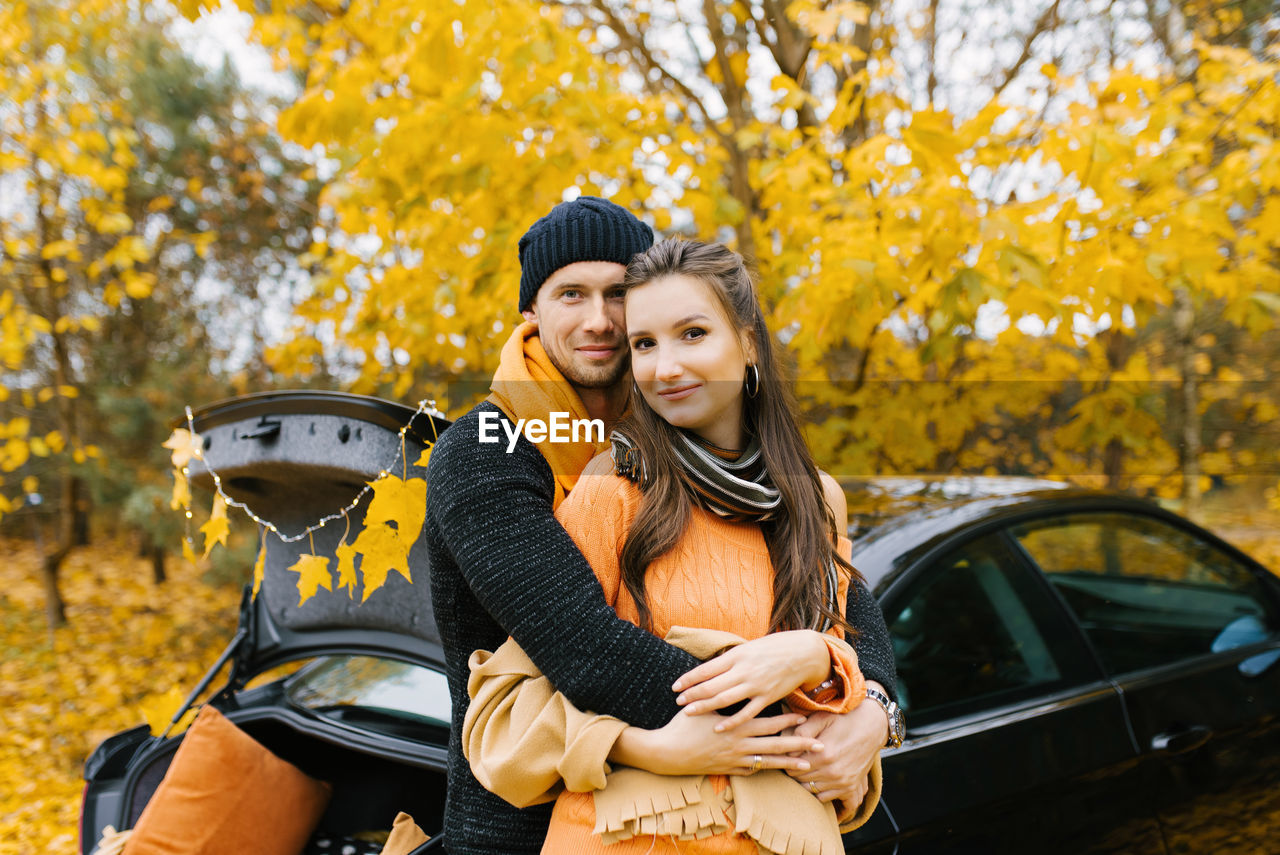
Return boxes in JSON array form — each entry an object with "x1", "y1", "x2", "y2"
[{"x1": 181, "y1": 399, "x2": 442, "y2": 548}]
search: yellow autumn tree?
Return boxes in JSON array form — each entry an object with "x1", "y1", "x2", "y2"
[
  {"x1": 186, "y1": 0, "x2": 1278, "y2": 504},
  {"x1": 1, "y1": 0, "x2": 321, "y2": 624},
  {"x1": 1, "y1": 0, "x2": 156, "y2": 624}
]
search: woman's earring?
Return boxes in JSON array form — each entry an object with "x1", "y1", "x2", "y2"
[{"x1": 744, "y1": 364, "x2": 760, "y2": 398}]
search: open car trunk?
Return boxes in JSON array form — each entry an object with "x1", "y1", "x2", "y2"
[
  {"x1": 81, "y1": 392, "x2": 454, "y2": 854},
  {"x1": 117, "y1": 706, "x2": 447, "y2": 851}
]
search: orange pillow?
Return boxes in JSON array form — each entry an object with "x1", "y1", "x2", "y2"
[{"x1": 124, "y1": 705, "x2": 332, "y2": 855}]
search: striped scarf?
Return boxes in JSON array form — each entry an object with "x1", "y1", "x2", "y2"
[
  {"x1": 610, "y1": 429, "x2": 839, "y2": 630},
  {"x1": 610, "y1": 429, "x2": 781, "y2": 522}
]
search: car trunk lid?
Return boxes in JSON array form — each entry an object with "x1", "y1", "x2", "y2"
[{"x1": 185, "y1": 390, "x2": 452, "y2": 682}]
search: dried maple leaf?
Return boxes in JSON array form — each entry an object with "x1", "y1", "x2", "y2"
[
  {"x1": 170, "y1": 469, "x2": 191, "y2": 511},
  {"x1": 364, "y1": 475, "x2": 426, "y2": 541},
  {"x1": 351, "y1": 523, "x2": 410, "y2": 602},
  {"x1": 199, "y1": 495, "x2": 229, "y2": 558},
  {"x1": 162, "y1": 428, "x2": 199, "y2": 469},
  {"x1": 287, "y1": 553, "x2": 332, "y2": 606},
  {"x1": 334, "y1": 539, "x2": 359, "y2": 597}
]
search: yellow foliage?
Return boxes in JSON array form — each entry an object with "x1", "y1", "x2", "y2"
[
  {"x1": 0, "y1": 538, "x2": 240, "y2": 853},
  {"x1": 138, "y1": 686, "x2": 197, "y2": 738}
]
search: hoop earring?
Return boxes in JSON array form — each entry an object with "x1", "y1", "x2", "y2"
[{"x1": 744, "y1": 364, "x2": 760, "y2": 398}]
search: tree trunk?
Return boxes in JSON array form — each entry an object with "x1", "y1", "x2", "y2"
[
  {"x1": 30, "y1": 514, "x2": 67, "y2": 629},
  {"x1": 71, "y1": 476, "x2": 90, "y2": 545},
  {"x1": 41, "y1": 554, "x2": 68, "y2": 628},
  {"x1": 152, "y1": 545, "x2": 167, "y2": 585},
  {"x1": 1103, "y1": 437, "x2": 1126, "y2": 491},
  {"x1": 1100, "y1": 329, "x2": 1133, "y2": 490},
  {"x1": 1173, "y1": 287, "x2": 1201, "y2": 519}
]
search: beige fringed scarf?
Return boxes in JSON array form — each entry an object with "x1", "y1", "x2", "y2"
[{"x1": 465, "y1": 626, "x2": 882, "y2": 855}]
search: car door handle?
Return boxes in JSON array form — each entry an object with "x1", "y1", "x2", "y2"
[{"x1": 1151, "y1": 725, "x2": 1212, "y2": 755}]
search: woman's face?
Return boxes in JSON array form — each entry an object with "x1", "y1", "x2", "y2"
[{"x1": 626, "y1": 273, "x2": 755, "y2": 450}]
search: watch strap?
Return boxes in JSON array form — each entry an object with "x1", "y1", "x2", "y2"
[{"x1": 865, "y1": 687, "x2": 904, "y2": 748}]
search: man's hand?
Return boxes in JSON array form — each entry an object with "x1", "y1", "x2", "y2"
[{"x1": 785, "y1": 681, "x2": 890, "y2": 805}]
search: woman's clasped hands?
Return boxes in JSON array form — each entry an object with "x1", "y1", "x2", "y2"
[
  {"x1": 609, "y1": 630, "x2": 835, "y2": 777},
  {"x1": 612, "y1": 708, "x2": 819, "y2": 777},
  {"x1": 673, "y1": 629, "x2": 834, "y2": 728}
]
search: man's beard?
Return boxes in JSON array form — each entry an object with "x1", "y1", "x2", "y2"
[{"x1": 554, "y1": 350, "x2": 630, "y2": 391}]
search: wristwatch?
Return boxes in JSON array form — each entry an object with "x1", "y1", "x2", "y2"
[{"x1": 865, "y1": 687, "x2": 906, "y2": 748}]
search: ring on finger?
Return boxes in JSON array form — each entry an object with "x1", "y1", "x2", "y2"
[
  {"x1": 807, "y1": 780, "x2": 819, "y2": 794},
  {"x1": 749, "y1": 754, "x2": 763, "y2": 773}
]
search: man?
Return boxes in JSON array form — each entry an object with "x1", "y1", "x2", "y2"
[{"x1": 425, "y1": 196, "x2": 898, "y2": 854}]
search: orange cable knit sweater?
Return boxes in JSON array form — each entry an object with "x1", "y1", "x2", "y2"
[{"x1": 541, "y1": 452, "x2": 864, "y2": 855}]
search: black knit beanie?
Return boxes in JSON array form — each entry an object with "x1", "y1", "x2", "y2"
[{"x1": 517, "y1": 196, "x2": 655, "y2": 312}]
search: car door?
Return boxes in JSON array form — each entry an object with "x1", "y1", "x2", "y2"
[
  {"x1": 855, "y1": 528, "x2": 1167, "y2": 855},
  {"x1": 1011, "y1": 510, "x2": 1280, "y2": 855}
]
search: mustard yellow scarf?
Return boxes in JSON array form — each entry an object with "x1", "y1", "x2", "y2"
[{"x1": 487, "y1": 322, "x2": 609, "y2": 509}]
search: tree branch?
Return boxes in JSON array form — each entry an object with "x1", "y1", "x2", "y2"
[
  {"x1": 702, "y1": 0, "x2": 750, "y2": 131},
  {"x1": 586, "y1": 0, "x2": 733, "y2": 146},
  {"x1": 925, "y1": 0, "x2": 939, "y2": 107},
  {"x1": 992, "y1": 0, "x2": 1061, "y2": 100}
]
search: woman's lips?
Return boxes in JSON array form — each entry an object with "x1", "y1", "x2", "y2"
[{"x1": 657, "y1": 384, "x2": 700, "y2": 401}]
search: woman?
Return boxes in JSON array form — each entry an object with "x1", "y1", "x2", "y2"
[{"x1": 464, "y1": 238, "x2": 879, "y2": 854}]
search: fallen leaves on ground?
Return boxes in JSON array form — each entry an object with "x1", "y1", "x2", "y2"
[{"x1": 0, "y1": 537, "x2": 240, "y2": 855}]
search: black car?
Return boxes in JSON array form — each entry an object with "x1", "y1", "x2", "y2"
[{"x1": 80, "y1": 392, "x2": 1280, "y2": 854}]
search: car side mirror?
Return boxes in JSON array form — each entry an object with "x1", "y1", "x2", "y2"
[
  {"x1": 1211, "y1": 615, "x2": 1280, "y2": 677},
  {"x1": 1240, "y1": 648, "x2": 1280, "y2": 678}
]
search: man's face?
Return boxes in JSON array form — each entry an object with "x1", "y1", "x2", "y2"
[{"x1": 522, "y1": 260, "x2": 630, "y2": 390}]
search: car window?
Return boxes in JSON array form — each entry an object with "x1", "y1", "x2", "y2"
[
  {"x1": 1012, "y1": 512, "x2": 1279, "y2": 676},
  {"x1": 886, "y1": 532, "x2": 1091, "y2": 726},
  {"x1": 285, "y1": 655, "x2": 452, "y2": 731}
]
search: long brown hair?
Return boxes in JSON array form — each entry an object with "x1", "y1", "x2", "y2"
[{"x1": 617, "y1": 238, "x2": 859, "y2": 635}]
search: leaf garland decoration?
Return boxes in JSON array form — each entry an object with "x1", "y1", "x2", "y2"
[{"x1": 165, "y1": 420, "x2": 434, "y2": 608}]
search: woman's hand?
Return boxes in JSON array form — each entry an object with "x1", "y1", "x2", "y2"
[
  {"x1": 671, "y1": 631, "x2": 832, "y2": 730},
  {"x1": 610, "y1": 709, "x2": 822, "y2": 776}
]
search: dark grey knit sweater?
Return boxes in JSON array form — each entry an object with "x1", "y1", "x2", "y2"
[{"x1": 425, "y1": 402, "x2": 897, "y2": 855}]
